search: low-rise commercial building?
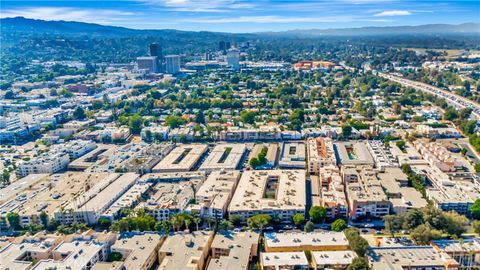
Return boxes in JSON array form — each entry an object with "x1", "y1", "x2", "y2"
[
  {"x1": 17, "y1": 152, "x2": 70, "y2": 177},
  {"x1": 228, "y1": 170, "x2": 306, "y2": 223}
]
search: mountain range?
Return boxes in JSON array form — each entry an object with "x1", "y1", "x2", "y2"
[{"x1": 1, "y1": 17, "x2": 479, "y2": 38}]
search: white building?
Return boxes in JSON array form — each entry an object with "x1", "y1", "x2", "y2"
[
  {"x1": 165, "y1": 55, "x2": 181, "y2": 74},
  {"x1": 226, "y1": 48, "x2": 240, "y2": 70},
  {"x1": 17, "y1": 152, "x2": 70, "y2": 177}
]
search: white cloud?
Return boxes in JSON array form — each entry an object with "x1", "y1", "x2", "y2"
[
  {"x1": 184, "y1": 15, "x2": 387, "y2": 24},
  {"x1": 374, "y1": 10, "x2": 412, "y2": 16},
  {"x1": 138, "y1": 0, "x2": 255, "y2": 12},
  {"x1": 0, "y1": 7, "x2": 136, "y2": 24}
]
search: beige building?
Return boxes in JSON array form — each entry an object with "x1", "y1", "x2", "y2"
[
  {"x1": 312, "y1": 250, "x2": 357, "y2": 270},
  {"x1": 110, "y1": 233, "x2": 163, "y2": 270},
  {"x1": 207, "y1": 231, "x2": 260, "y2": 270},
  {"x1": 307, "y1": 137, "x2": 336, "y2": 175},
  {"x1": 158, "y1": 231, "x2": 214, "y2": 270},
  {"x1": 228, "y1": 170, "x2": 306, "y2": 223},
  {"x1": 260, "y1": 252, "x2": 309, "y2": 270},
  {"x1": 152, "y1": 144, "x2": 208, "y2": 172},
  {"x1": 263, "y1": 231, "x2": 349, "y2": 252},
  {"x1": 199, "y1": 144, "x2": 246, "y2": 172}
]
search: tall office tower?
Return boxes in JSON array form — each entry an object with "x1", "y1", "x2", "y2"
[
  {"x1": 219, "y1": 41, "x2": 226, "y2": 51},
  {"x1": 137, "y1": 56, "x2": 158, "y2": 73},
  {"x1": 149, "y1": 43, "x2": 163, "y2": 58},
  {"x1": 165, "y1": 55, "x2": 181, "y2": 74},
  {"x1": 226, "y1": 48, "x2": 240, "y2": 70},
  {"x1": 225, "y1": 41, "x2": 231, "y2": 50}
]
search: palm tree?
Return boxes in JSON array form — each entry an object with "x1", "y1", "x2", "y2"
[
  {"x1": 193, "y1": 215, "x2": 202, "y2": 231},
  {"x1": 184, "y1": 219, "x2": 192, "y2": 233},
  {"x1": 171, "y1": 215, "x2": 181, "y2": 232}
]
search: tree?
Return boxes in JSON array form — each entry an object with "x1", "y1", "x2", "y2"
[
  {"x1": 410, "y1": 224, "x2": 441, "y2": 245},
  {"x1": 292, "y1": 214, "x2": 305, "y2": 227},
  {"x1": 342, "y1": 125, "x2": 352, "y2": 139},
  {"x1": 331, "y1": 219, "x2": 347, "y2": 232},
  {"x1": 73, "y1": 107, "x2": 86, "y2": 120},
  {"x1": 108, "y1": 252, "x2": 123, "y2": 262},
  {"x1": 240, "y1": 110, "x2": 257, "y2": 124},
  {"x1": 195, "y1": 111, "x2": 205, "y2": 124},
  {"x1": 304, "y1": 221, "x2": 314, "y2": 232},
  {"x1": 247, "y1": 214, "x2": 272, "y2": 230},
  {"x1": 165, "y1": 115, "x2": 186, "y2": 128},
  {"x1": 155, "y1": 220, "x2": 172, "y2": 235},
  {"x1": 229, "y1": 214, "x2": 242, "y2": 226},
  {"x1": 98, "y1": 218, "x2": 111, "y2": 229},
  {"x1": 128, "y1": 114, "x2": 143, "y2": 134},
  {"x1": 249, "y1": 157, "x2": 261, "y2": 169},
  {"x1": 402, "y1": 209, "x2": 424, "y2": 231},
  {"x1": 348, "y1": 257, "x2": 370, "y2": 270},
  {"x1": 344, "y1": 228, "x2": 369, "y2": 257},
  {"x1": 442, "y1": 211, "x2": 468, "y2": 237},
  {"x1": 110, "y1": 219, "x2": 129, "y2": 233},
  {"x1": 444, "y1": 107, "x2": 459, "y2": 120},
  {"x1": 6, "y1": 212, "x2": 21, "y2": 230},
  {"x1": 39, "y1": 211, "x2": 49, "y2": 229},
  {"x1": 395, "y1": 140, "x2": 406, "y2": 150},
  {"x1": 309, "y1": 206, "x2": 326, "y2": 223},
  {"x1": 383, "y1": 215, "x2": 403, "y2": 238},
  {"x1": 473, "y1": 220, "x2": 480, "y2": 234},
  {"x1": 471, "y1": 198, "x2": 480, "y2": 220},
  {"x1": 219, "y1": 220, "x2": 234, "y2": 231}
]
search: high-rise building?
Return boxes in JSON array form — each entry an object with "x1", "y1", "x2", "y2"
[
  {"x1": 137, "y1": 56, "x2": 158, "y2": 73},
  {"x1": 149, "y1": 43, "x2": 163, "y2": 58},
  {"x1": 219, "y1": 41, "x2": 226, "y2": 51},
  {"x1": 226, "y1": 48, "x2": 240, "y2": 70},
  {"x1": 165, "y1": 55, "x2": 181, "y2": 74}
]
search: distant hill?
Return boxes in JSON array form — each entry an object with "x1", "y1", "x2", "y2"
[
  {"x1": 1, "y1": 17, "x2": 479, "y2": 38},
  {"x1": 264, "y1": 23, "x2": 480, "y2": 37}
]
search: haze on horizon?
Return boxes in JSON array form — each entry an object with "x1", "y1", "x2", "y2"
[{"x1": 1, "y1": 0, "x2": 479, "y2": 33}]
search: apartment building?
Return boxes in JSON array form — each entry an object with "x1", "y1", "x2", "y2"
[
  {"x1": 342, "y1": 166, "x2": 390, "y2": 220},
  {"x1": 315, "y1": 165, "x2": 348, "y2": 219},
  {"x1": 263, "y1": 231, "x2": 349, "y2": 252},
  {"x1": 17, "y1": 152, "x2": 70, "y2": 177},
  {"x1": 158, "y1": 231, "x2": 214, "y2": 270},
  {"x1": 195, "y1": 170, "x2": 241, "y2": 219},
  {"x1": 307, "y1": 137, "x2": 336, "y2": 176},
  {"x1": 432, "y1": 238, "x2": 480, "y2": 270},
  {"x1": 152, "y1": 144, "x2": 208, "y2": 172},
  {"x1": 279, "y1": 142, "x2": 306, "y2": 169},
  {"x1": 366, "y1": 140, "x2": 398, "y2": 171},
  {"x1": 414, "y1": 140, "x2": 463, "y2": 172},
  {"x1": 260, "y1": 252, "x2": 309, "y2": 270},
  {"x1": 199, "y1": 144, "x2": 246, "y2": 173},
  {"x1": 110, "y1": 233, "x2": 163, "y2": 270},
  {"x1": 228, "y1": 170, "x2": 306, "y2": 223},
  {"x1": 207, "y1": 231, "x2": 260, "y2": 270}
]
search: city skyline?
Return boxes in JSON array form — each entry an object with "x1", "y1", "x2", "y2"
[{"x1": 1, "y1": 0, "x2": 479, "y2": 33}]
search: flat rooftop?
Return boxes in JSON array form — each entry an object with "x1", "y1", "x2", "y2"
[
  {"x1": 334, "y1": 141, "x2": 374, "y2": 165},
  {"x1": 261, "y1": 252, "x2": 308, "y2": 268},
  {"x1": 153, "y1": 144, "x2": 208, "y2": 172},
  {"x1": 102, "y1": 182, "x2": 152, "y2": 218},
  {"x1": 279, "y1": 142, "x2": 306, "y2": 168},
  {"x1": 140, "y1": 178, "x2": 202, "y2": 211},
  {"x1": 228, "y1": 170, "x2": 306, "y2": 212},
  {"x1": 368, "y1": 246, "x2": 456, "y2": 269},
  {"x1": 16, "y1": 172, "x2": 115, "y2": 217},
  {"x1": 0, "y1": 174, "x2": 49, "y2": 204},
  {"x1": 199, "y1": 144, "x2": 246, "y2": 171},
  {"x1": 312, "y1": 250, "x2": 357, "y2": 266},
  {"x1": 158, "y1": 231, "x2": 213, "y2": 270},
  {"x1": 68, "y1": 144, "x2": 117, "y2": 170},
  {"x1": 111, "y1": 233, "x2": 162, "y2": 270},
  {"x1": 264, "y1": 231, "x2": 348, "y2": 250},
  {"x1": 0, "y1": 241, "x2": 54, "y2": 270},
  {"x1": 207, "y1": 231, "x2": 259, "y2": 270},
  {"x1": 32, "y1": 241, "x2": 104, "y2": 270}
]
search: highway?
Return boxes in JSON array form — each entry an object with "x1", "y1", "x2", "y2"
[{"x1": 378, "y1": 72, "x2": 480, "y2": 119}]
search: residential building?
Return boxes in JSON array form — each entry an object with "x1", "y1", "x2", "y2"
[
  {"x1": 279, "y1": 142, "x2": 306, "y2": 169},
  {"x1": 158, "y1": 231, "x2": 214, "y2": 270},
  {"x1": 431, "y1": 238, "x2": 480, "y2": 270},
  {"x1": 199, "y1": 144, "x2": 246, "y2": 172},
  {"x1": 207, "y1": 231, "x2": 260, "y2": 270},
  {"x1": 137, "y1": 56, "x2": 158, "y2": 73},
  {"x1": 366, "y1": 140, "x2": 398, "y2": 171},
  {"x1": 17, "y1": 152, "x2": 70, "y2": 177},
  {"x1": 334, "y1": 141, "x2": 374, "y2": 166},
  {"x1": 312, "y1": 251, "x2": 357, "y2": 270},
  {"x1": 165, "y1": 55, "x2": 181, "y2": 74},
  {"x1": 260, "y1": 252, "x2": 309, "y2": 270},
  {"x1": 228, "y1": 170, "x2": 306, "y2": 223},
  {"x1": 226, "y1": 48, "x2": 240, "y2": 70},
  {"x1": 195, "y1": 170, "x2": 241, "y2": 219},
  {"x1": 110, "y1": 233, "x2": 163, "y2": 270},
  {"x1": 307, "y1": 137, "x2": 336, "y2": 175},
  {"x1": 368, "y1": 246, "x2": 459, "y2": 270},
  {"x1": 263, "y1": 231, "x2": 349, "y2": 252},
  {"x1": 152, "y1": 144, "x2": 208, "y2": 172}
]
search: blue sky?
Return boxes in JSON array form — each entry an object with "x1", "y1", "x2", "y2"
[{"x1": 1, "y1": 0, "x2": 479, "y2": 32}]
